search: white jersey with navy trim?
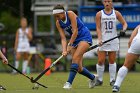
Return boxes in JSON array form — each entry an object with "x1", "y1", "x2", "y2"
[
  {"x1": 17, "y1": 28, "x2": 30, "y2": 52},
  {"x1": 101, "y1": 9, "x2": 118, "y2": 43},
  {"x1": 98, "y1": 9, "x2": 119, "y2": 51},
  {"x1": 128, "y1": 26, "x2": 140, "y2": 54}
]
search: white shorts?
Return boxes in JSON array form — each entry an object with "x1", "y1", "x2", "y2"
[
  {"x1": 17, "y1": 43, "x2": 30, "y2": 52},
  {"x1": 98, "y1": 43, "x2": 119, "y2": 51},
  {"x1": 128, "y1": 38, "x2": 140, "y2": 55}
]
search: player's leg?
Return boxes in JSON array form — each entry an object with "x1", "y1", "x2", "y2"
[
  {"x1": 12, "y1": 52, "x2": 21, "y2": 73},
  {"x1": 22, "y1": 52, "x2": 29, "y2": 74},
  {"x1": 76, "y1": 41, "x2": 97, "y2": 88},
  {"x1": 108, "y1": 51, "x2": 117, "y2": 86},
  {"x1": 63, "y1": 48, "x2": 76, "y2": 89},
  {"x1": 66, "y1": 41, "x2": 89, "y2": 85},
  {"x1": 78, "y1": 58, "x2": 95, "y2": 80},
  {"x1": 78, "y1": 56, "x2": 97, "y2": 88},
  {"x1": 63, "y1": 41, "x2": 90, "y2": 89},
  {"x1": 96, "y1": 50, "x2": 106, "y2": 86},
  {"x1": 112, "y1": 53, "x2": 139, "y2": 92}
]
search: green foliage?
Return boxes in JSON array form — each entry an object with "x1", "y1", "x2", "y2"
[
  {"x1": 0, "y1": 11, "x2": 19, "y2": 34},
  {"x1": 37, "y1": 16, "x2": 51, "y2": 32}
]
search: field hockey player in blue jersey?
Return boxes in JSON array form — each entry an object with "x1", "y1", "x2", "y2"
[{"x1": 53, "y1": 5, "x2": 97, "y2": 89}]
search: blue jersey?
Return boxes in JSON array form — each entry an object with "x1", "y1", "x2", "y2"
[{"x1": 59, "y1": 11, "x2": 92, "y2": 47}]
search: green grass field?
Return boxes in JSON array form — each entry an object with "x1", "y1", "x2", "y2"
[{"x1": 0, "y1": 72, "x2": 140, "y2": 93}]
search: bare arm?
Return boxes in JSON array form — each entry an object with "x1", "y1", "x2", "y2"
[
  {"x1": 67, "y1": 11, "x2": 78, "y2": 45},
  {"x1": 128, "y1": 25, "x2": 140, "y2": 48},
  {"x1": 26, "y1": 27, "x2": 33, "y2": 41},
  {"x1": 95, "y1": 11, "x2": 102, "y2": 45},
  {"x1": 56, "y1": 21, "x2": 67, "y2": 53},
  {"x1": 0, "y1": 50, "x2": 6, "y2": 59},
  {"x1": 116, "y1": 10, "x2": 127, "y2": 31},
  {"x1": 14, "y1": 29, "x2": 19, "y2": 51},
  {"x1": 0, "y1": 50, "x2": 8, "y2": 64}
]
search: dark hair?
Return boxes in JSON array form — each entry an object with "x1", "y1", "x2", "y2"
[{"x1": 53, "y1": 5, "x2": 65, "y2": 10}]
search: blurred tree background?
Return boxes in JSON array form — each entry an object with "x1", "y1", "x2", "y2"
[{"x1": 0, "y1": 0, "x2": 33, "y2": 35}]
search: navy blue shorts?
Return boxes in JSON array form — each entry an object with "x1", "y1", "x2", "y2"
[{"x1": 72, "y1": 28, "x2": 92, "y2": 47}]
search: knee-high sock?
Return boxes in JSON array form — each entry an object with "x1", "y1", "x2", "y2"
[
  {"x1": 114, "y1": 66, "x2": 128, "y2": 87},
  {"x1": 67, "y1": 63, "x2": 79, "y2": 84},
  {"x1": 13, "y1": 61, "x2": 19, "y2": 72},
  {"x1": 96, "y1": 64, "x2": 105, "y2": 81},
  {"x1": 22, "y1": 60, "x2": 28, "y2": 73},
  {"x1": 109, "y1": 63, "x2": 116, "y2": 82},
  {"x1": 15, "y1": 61, "x2": 19, "y2": 69},
  {"x1": 79, "y1": 67, "x2": 95, "y2": 80}
]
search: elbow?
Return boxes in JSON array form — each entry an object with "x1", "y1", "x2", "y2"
[
  {"x1": 61, "y1": 38, "x2": 66, "y2": 42},
  {"x1": 72, "y1": 30, "x2": 78, "y2": 36},
  {"x1": 128, "y1": 41, "x2": 131, "y2": 48},
  {"x1": 125, "y1": 23, "x2": 128, "y2": 28},
  {"x1": 29, "y1": 36, "x2": 33, "y2": 41},
  {"x1": 123, "y1": 22, "x2": 128, "y2": 29}
]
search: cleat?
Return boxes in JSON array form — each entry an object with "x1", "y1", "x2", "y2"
[
  {"x1": 11, "y1": 71, "x2": 18, "y2": 75},
  {"x1": 0, "y1": 85, "x2": 6, "y2": 91},
  {"x1": 110, "y1": 80, "x2": 115, "y2": 86},
  {"x1": 112, "y1": 85, "x2": 120, "y2": 92},
  {"x1": 63, "y1": 82, "x2": 72, "y2": 89},
  {"x1": 95, "y1": 79, "x2": 103, "y2": 86},
  {"x1": 88, "y1": 74, "x2": 98, "y2": 88}
]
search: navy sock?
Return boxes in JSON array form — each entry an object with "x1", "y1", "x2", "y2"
[
  {"x1": 67, "y1": 63, "x2": 79, "y2": 84},
  {"x1": 79, "y1": 67, "x2": 95, "y2": 80}
]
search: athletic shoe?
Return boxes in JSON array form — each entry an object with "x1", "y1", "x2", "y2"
[
  {"x1": 63, "y1": 82, "x2": 72, "y2": 89},
  {"x1": 110, "y1": 80, "x2": 115, "y2": 86},
  {"x1": 95, "y1": 79, "x2": 103, "y2": 86},
  {"x1": 11, "y1": 71, "x2": 18, "y2": 75},
  {"x1": 88, "y1": 74, "x2": 98, "y2": 88},
  {"x1": 112, "y1": 85, "x2": 120, "y2": 92},
  {"x1": 0, "y1": 85, "x2": 6, "y2": 91}
]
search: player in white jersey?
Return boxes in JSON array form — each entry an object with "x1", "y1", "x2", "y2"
[
  {"x1": 13, "y1": 17, "x2": 32, "y2": 74},
  {"x1": 112, "y1": 25, "x2": 140, "y2": 92},
  {"x1": 0, "y1": 50, "x2": 8, "y2": 90},
  {"x1": 95, "y1": 0, "x2": 127, "y2": 86}
]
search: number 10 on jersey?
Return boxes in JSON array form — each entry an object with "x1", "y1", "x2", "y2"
[{"x1": 105, "y1": 21, "x2": 113, "y2": 30}]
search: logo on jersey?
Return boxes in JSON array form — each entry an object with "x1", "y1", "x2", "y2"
[{"x1": 64, "y1": 25, "x2": 72, "y2": 32}]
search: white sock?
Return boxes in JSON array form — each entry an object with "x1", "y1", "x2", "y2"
[
  {"x1": 22, "y1": 60, "x2": 28, "y2": 73},
  {"x1": 109, "y1": 63, "x2": 116, "y2": 82},
  {"x1": 114, "y1": 66, "x2": 128, "y2": 87},
  {"x1": 13, "y1": 61, "x2": 19, "y2": 72},
  {"x1": 96, "y1": 64, "x2": 105, "y2": 81},
  {"x1": 15, "y1": 61, "x2": 19, "y2": 69}
]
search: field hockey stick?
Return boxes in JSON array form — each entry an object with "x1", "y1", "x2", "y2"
[
  {"x1": 32, "y1": 34, "x2": 122, "y2": 83},
  {"x1": 7, "y1": 64, "x2": 48, "y2": 88},
  {"x1": 88, "y1": 35, "x2": 120, "y2": 51},
  {"x1": 31, "y1": 55, "x2": 64, "y2": 83},
  {"x1": 32, "y1": 34, "x2": 121, "y2": 83},
  {"x1": 88, "y1": 29, "x2": 127, "y2": 51},
  {"x1": 136, "y1": 60, "x2": 140, "y2": 64}
]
